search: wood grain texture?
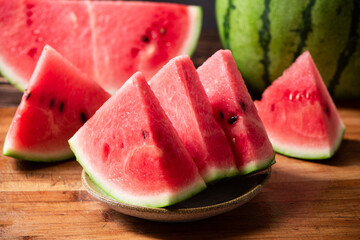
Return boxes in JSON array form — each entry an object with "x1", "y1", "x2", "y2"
[{"x1": 1, "y1": 31, "x2": 360, "y2": 240}]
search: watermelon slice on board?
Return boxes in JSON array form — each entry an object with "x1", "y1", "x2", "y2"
[
  {"x1": 69, "y1": 72, "x2": 206, "y2": 208},
  {"x1": 2, "y1": 45, "x2": 111, "y2": 162},
  {"x1": 149, "y1": 55, "x2": 238, "y2": 183},
  {"x1": 197, "y1": 50, "x2": 275, "y2": 175},
  {"x1": 0, "y1": 0, "x2": 202, "y2": 94},
  {"x1": 254, "y1": 51, "x2": 345, "y2": 160}
]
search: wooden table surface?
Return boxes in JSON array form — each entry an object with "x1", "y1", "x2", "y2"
[{"x1": 1, "y1": 31, "x2": 360, "y2": 240}]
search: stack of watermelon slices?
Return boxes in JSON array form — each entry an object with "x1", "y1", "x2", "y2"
[
  {"x1": 69, "y1": 50, "x2": 275, "y2": 207},
  {"x1": 3, "y1": 45, "x2": 275, "y2": 207}
]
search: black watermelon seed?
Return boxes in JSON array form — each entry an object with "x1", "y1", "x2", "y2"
[
  {"x1": 80, "y1": 112, "x2": 87, "y2": 123},
  {"x1": 59, "y1": 102, "x2": 64, "y2": 113},
  {"x1": 141, "y1": 35, "x2": 150, "y2": 43},
  {"x1": 49, "y1": 98, "x2": 55, "y2": 108},
  {"x1": 142, "y1": 130, "x2": 148, "y2": 139},
  {"x1": 219, "y1": 111, "x2": 224, "y2": 120},
  {"x1": 325, "y1": 106, "x2": 330, "y2": 115},
  {"x1": 228, "y1": 116, "x2": 238, "y2": 124}
]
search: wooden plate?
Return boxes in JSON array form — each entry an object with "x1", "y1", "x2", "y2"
[{"x1": 81, "y1": 168, "x2": 271, "y2": 222}]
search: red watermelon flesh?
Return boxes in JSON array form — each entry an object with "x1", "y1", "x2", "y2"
[
  {"x1": 2, "y1": 45, "x2": 111, "y2": 161},
  {"x1": 0, "y1": 0, "x2": 94, "y2": 90},
  {"x1": 197, "y1": 50, "x2": 275, "y2": 175},
  {"x1": 149, "y1": 55, "x2": 238, "y2": 183},
  {"x1": 69, "y1": 72, "x2": 206, "y2": 208},
  {"x1": 0, "y1": 0, "x2": 202, "y2": 93},
  {"x1": 90, "y1": 1, "x2": 201, "y2": 93},
  {"x1": 254, "y1": 51, "x2": 345, "y2": 159}
]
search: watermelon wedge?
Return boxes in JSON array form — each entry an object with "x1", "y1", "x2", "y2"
[
  {"x1": 254, "y1": 51, "x2": 346, "y2": 159},
  {"x1": 149, "y1": 55, "x2": 238, "y2": 183},
  {"x1": 197, "y1": 50, "x2": 275, "y2": 175},
  {"x1": 69, "y1": 72, "x2": 206, "y2": 208},
  {"x1": 0, "y1": 0, "x2": 202, "y2": 93},
  {"x1": 2, "y1": 45, "x2": 111, "y2": 161}
]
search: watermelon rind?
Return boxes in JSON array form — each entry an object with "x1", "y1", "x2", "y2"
[
  {"x1": 180, "y1": 6, "x2": 203, "y2": 57},
  {"x1": 271, "y1": 125, "x2": 345, "y2": 160},
  {"x1": 240, "y1": 153, "x2": 275, "y2": 175},
  {"x1": 0, "y1": 56, "x2": 27, "y2": 92},
  {"x1": 203, "y1": 166, "x2": 239, "y2": 184},
  {"x1": 68, "y1": 140, "x2": 207, "y2": 208}
]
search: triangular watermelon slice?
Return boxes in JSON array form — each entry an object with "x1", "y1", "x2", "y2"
[
  {"x1": 69, "y1": 72, "x2": 206, "y2": 208},
  {"x1": 254, "y1": 51, "x2": 345, "y2": 159},
  {"x1": 197, "y1": 50, "x2": 275, "y2": 175},
  {"x1": 0, "y1": 0, "x2": 202, "y2": 93},
  {"x1": 2, "y1": 45, "x2": 111, "y2": 161},
  {"x1": 149, "y1": 55, "x2": 238, "y2": 183}
]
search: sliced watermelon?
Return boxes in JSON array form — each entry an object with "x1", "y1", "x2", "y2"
[
  {"x1": 197, "y1": 50, "x2": 275, "y2": 175},
  {"x1": 69, "y1": 72, "x2": 206, "y2": 208},
  {"x1": 254, "y1": 51, "x2": 345, "y2": 159},
  {"x1": 0, "y1": 0, "x2": 202, "y2": 93},
  {"x1": 2, "y1": 45, "x2": 111, "y2": 161},
  {"x1": 149, "y1": 55, "x2": 238, "y2": 183}
]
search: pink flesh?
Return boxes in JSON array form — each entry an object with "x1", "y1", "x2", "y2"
[
  {"x1": 197, "y1": 50, "x2": 274, "y2": 173},
  {"x1": 90, "y1": 1, "x2": 192, "y2": 93},
  {"x1": 0, "y1": 0, "x2": 194, "y2": 93},
  {"x1": 149, "y1": 55, "x2": 237, "y2": 181},
  {"x1": 5, "y1": 45, "x2": 110, "y2": 157},
  {"x1": 0, "y1": 0, "x2": 94, "y2": 84},
  {"x1": 254, "y1": 51, "x2": 344, "y2": 152},
  {"x1": 73, "y1": 72, "x2": 203, "y2": 195}
]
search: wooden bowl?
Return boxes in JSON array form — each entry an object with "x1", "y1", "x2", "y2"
[{"x1": 81, "y1": 168, "x2": 271, "y2": 222}]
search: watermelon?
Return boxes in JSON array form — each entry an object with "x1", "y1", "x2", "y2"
[
  {"x1": 254, "y1": 51, "x2": 345, "y2": 159},
  {"x1": 216, "y1": 0, "x2": 360, "y2": 99},
  {"x1": 2, "y1": 45, "x2": 111, "y2": 161},
  {"x1": 0, "y1": 0, "x2": 202, "y2": 93},
  {"x1": 149, "y1": 55, "x2": 238, "y2": 183},
  {"x1": 197, "y1": 50, "x2": 275, "y2": 175},
  {"x1": 69, "y1": 72, "x2": 206, "y2": 208}
]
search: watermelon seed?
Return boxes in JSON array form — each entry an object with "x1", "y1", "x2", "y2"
[
  {"x1": 142, "y1": 130, "x2": 148, "y2": 139},
  {"x1": 26, "y1": 19, "x2": 33, "y2": 26},
  {"x1": 325, "y1": 107, "x2": 330, "y2": 115},
  {"x1": 228, "y1": 116, "x2": 238, "y2": 124},
  {"x1": 24, "y1": 90, "x2": 31, "y2": 100},
  {"x1": 59, "y1": 102, "x2": 64, "y2": 113},
  {"x1": 49, "y1": 98, "x2": 55, "y2": 108},
  {"x1": 219, "y1": 111, "x2": 224, "y2": 120},
  {"x1": 141, "y1": 35, "x2": 150, "y2": 43},
  {"x1": 80, "y1": 112, "x2": 87, "y2": 123},
  {"x1": 239, "y1": 101, "x2": 246, "y2": 111}
]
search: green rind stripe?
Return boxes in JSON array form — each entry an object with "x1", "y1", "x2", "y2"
[
  {"x1": 293, "y1": 0, "x2": 316, "y2": 61},
  {"x1": 222, "y1": 0, "x2": 235, "y2": 49},
  {"x1": 328, "y1": 0, "x2": 359, "y2": 96},
  {"x1": 258, "y1": 0, "x2": 272, "y2": 87}
]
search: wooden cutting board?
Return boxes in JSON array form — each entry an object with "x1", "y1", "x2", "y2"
[{"x1": 1, "y1": 103, "x2": 360, "y2": 239}]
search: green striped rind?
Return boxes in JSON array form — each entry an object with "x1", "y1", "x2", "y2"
[
  {"x1": 272, "y1": 125, "x2": 345, "y2": 160},
  {"x1": 216, "y1": 0, "x2": 360, "y2": 99},
  {"x1": 69, "y1": 137, "x2": 207, "y2": 208}
]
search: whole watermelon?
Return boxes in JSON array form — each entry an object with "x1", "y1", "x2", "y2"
[{"x1": 215, "y1": 0, "x2": 360, "y2": 99}]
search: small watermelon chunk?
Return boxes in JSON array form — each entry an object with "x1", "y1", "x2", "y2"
[
  {"x1": 254, "y1": 51, "x2": 345, "y2": 159},
  {"x1": 149, "y1": 55, "x2": 238, "y2": 183},
  {"x1": 2, "y1": 45, "x2": 110, "y2": 161},
  {"x1": 197, "y1": 50, "x2": 275, "y2": 175},
  {"x1": 69, "y1": 72, "x2": 206, "y2": 208}
]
